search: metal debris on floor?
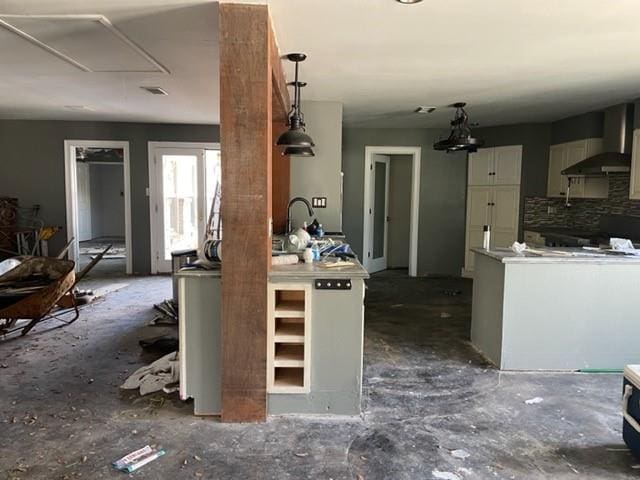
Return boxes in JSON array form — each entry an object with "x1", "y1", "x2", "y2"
[
  {"x1": 112, "y1": 445, "x2": 166, "y2": 473},
  {"x1": 151, "y1": 299, "x2": 178, "y2": 325},
  {"x1": 121, "y1": 351, "x2": 179, "y2": 395}
]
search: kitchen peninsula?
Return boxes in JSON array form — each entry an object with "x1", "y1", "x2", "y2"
[{"x1": 471, "y1": 247, "x2": 640, "y2": 370}]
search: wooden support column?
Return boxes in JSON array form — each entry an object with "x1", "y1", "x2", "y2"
[{"x1": 219, "y1": 3, "x2": 290, "y2": 422}]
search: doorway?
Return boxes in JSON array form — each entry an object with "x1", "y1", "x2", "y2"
[
  {"x1": 64, "y1": 140, "x2": 132, "y2": 275},
  {"x1": 148, "y1": 142, "x2": 221, "y2": 273},
  {"x1": 363, "y1": 146, "x2": 420, "y2": 277}
]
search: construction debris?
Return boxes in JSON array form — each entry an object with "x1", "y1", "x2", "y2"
[
  {"x1": 121, "y1": 352, "x2": 179, "y2": 396},
  {"x1": 525, "y1": 397, "x2": 544, "y2": 405},
  {"x1": 151, "y1": 299, "x2": 178, "y2": 325},
  {"x1": 112, "y1": 445, "x2": 166, "y2": 473}
]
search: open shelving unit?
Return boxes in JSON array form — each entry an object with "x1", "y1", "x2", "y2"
[{"x1": 267, "y1": 284, "x2": 311, "y2": 393}]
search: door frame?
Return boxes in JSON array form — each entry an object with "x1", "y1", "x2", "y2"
[
  {"x1": 363, "y1": 146, "x2": 421, "y2": 277},
  {"x1": 147, "y1": 141, "x2": 220, "y2": 274},
  {"x1": 64, "y1": 140, "x2": 132, "y2": 274}
]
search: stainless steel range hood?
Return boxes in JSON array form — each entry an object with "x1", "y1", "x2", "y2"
[{"x1": 562, "y1": 103, "x2": 634, "y2": 176}]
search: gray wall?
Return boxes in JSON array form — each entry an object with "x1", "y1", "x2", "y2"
[
  {"x1": 550, "y1": 111, "x2": 604, "y2": 145},
  {"x1": 290, "y1": 101, "x2": 343, "y2": 232},
  {"x1": 388, "y1": 154, "x2": 412, "y2": 268},
  {"x1": 473, "y1": 123, "x2": 551, "y2": 238},
  {"x1": 0, "y1": 120, "x2": 219, "y2": 274},
  {"x1": 342, "y1": 128, "x2": 467, "y2": 276},
  {"x1": 89, "y1": 163, "x2": 125, "y2": 239}
]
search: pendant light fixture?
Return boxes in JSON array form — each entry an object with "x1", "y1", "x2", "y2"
[
  {"x1": 433, "y1": 102, "x2": 484, "y2": 153},
  {"x1": 277, "y1": 53, "x2": 315, "y2": 155}
]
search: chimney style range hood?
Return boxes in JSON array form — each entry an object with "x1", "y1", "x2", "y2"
[{"x1": 562, "y1": 103, "x2": 634, "y2": 176}]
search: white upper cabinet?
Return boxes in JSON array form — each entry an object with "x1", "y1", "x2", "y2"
[
  {"x1": 468, "y1": 148, "x2": 494, "y2": 185},
  {"x1": 630, "y1": 129, "x2": 640, "y2": 200},
  {"x1": 546, "y1": 138, "x2": 607, "y2": 199},
  {"x1": 468, "y1": 145, "x2": 522, "y2": 186},
  {"x1": 493, "y1": 146, "x2": 523, "y2": 185}
]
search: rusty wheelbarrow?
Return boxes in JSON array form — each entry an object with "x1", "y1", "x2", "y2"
[{"x1": 0, "y1": 257, "x2": 78, "y2": 337}]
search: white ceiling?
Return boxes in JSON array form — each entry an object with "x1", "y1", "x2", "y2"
[
  {"x1": 3, "y1": 1, "x2": 640, "y2": 128},
  {"x1": 268, "y1": 0, "x2": 640, "y2": 128},
  {"x1": 0, "y1": 0, "x2": 219, "y2": 124}
]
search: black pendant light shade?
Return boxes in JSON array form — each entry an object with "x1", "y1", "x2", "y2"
[
  {"x1": 283, "y1": 146, "x2": 315, "y2": 157},
  {"x1": 277, "y1": 53, "x2": 315, "y2": 153},
  {"x1": 433, "y1": 102, "x2": 484, "y2": 153}
]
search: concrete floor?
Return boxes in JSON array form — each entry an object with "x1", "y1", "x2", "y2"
[{"x1": 0, "y1": 270, "x2": 637, "y2": 479}]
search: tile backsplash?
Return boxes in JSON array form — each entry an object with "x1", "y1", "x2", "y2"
[{"x1": 524, "y1": 174, "x2": 640, "y2": 229}]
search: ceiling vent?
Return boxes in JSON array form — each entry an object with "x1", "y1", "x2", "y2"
[{"x1": 140, "y1": 86, "x2": 168, "y2": 96}]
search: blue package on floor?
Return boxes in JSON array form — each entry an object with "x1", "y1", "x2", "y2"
[{"x1": 623, "y1": 365, "x2": 640, "y2": 459}]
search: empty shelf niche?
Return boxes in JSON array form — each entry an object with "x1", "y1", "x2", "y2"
[
  {"x1": 274, "y1": 289, "x2": 305, "y2": 317},
  {"x1": 274, "y1": 343, "x2": 304, "y2": 367},
  {"x1": 274, "y1": 367, "x2": 304, "y2": 389},
  {"x1": 275, "y1": 318, "x2": 304, "y2": 343}
]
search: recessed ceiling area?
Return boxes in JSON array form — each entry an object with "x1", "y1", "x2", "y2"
[
  {"x1": 267, "y1": 0, "x2": 640, "y2": 128},
  {"x1": 0, "y1": 0, "x2": 218, "y2": 124}
]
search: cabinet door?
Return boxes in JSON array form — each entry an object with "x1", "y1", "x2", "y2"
[
  {"x1": 565, "y1": 142, "x2": 587, "y2": 197},
  {"x1": 464, "y1": 186, "x2": 493, "y2": 272},
  {"x1": 547, "y1": 145, "x2": 566, "y2": 197},
  {"x1": 631, "y1": 129, "x2": 640, "y2": 200},
  {"x1": 468, "y1": 149, "x2": 493, "y2": 185},
  {"x1": 493, "y1": 145, "x2": 522, "y2": 185},
  {"x1": 491, "y1": 186, "x2": 520, "y2": 249}
]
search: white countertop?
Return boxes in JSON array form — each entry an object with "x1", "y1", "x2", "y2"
[
  {"x1": 472, "y1": 247, "x2": 640, "y2": 264},
  {"x1": 269, "y1": 258, "x2": 369, "y2": 279}
]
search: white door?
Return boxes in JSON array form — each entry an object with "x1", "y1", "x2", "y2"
[
  {"x1": 464, "y1": 186, "x2": 493, "y2": 272},
  {"x1": 493, "y1": 145, "x2": 522, "y2": 185},
  {"x1": 76, "y1": 161, "x2": 92, "y2": 241},
  {"x1": 468, "y1": 148, "x2": 493, "y2": 185},
  {"x1": 368, "y1": 155, "x2": 390, "y2": 273},
  {"x1": 151, "y1": 147, "x2": 221, "y2": 272},
  {"x1": 491, "y1": 186, "x2": 520, "y2": 249}
]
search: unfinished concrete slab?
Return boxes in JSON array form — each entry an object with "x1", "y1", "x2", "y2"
[{"x1": 0, "y1": 270, "x2": 636, "y2": 479}]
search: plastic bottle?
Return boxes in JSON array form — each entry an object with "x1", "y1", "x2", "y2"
[
  {"x1": 483, "y1": 225, "x2": 491, "y2": 250},
  {"x1": 317, "y1": 224, "x2": 324, "y2": 238},
  {"x1": 311, "y1": 241, "x2": 320, "y2": 261}
]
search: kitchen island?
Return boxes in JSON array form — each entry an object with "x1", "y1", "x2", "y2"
[
  {"x1": 267, "y1": 259, "x2": 369, "y2": 415},
  {"x1": 471, "y1": 247, "x2": 640, "y2": 370}
]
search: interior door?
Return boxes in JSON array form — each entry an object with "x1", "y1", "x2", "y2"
[
  {"x1": 76, "y1": 161, "x2": 92, "y2": 241},
  {"x1": 151, "y1": 147, "x2": 221, "y2": 273},
  {"x1": 465, "y1": 186, "x2": 492, "y2": 272},
  {"x1": 491, "y1": 186, "x2": 520, "y2": 249},
  {"x1": 468, "y1": 148, "x2": 493, "y2": 185},
  {"x1": 368, "y1": 155, "x2": 390, "y2": 273}
]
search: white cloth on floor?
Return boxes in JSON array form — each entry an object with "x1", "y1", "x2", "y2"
[{"x1": 121, "y1": 351, "x2": 179, "y2": 395}]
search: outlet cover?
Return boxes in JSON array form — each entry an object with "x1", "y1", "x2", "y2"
[
  {"x1": 312, "y1": 197, "x2": 327, "y2": 208},
  {"x1": 547, "y1": 206, "x2": 557, "y2": 214}
]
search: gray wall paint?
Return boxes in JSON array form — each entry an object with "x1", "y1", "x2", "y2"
[
  {"x1": 388, "y1": 154, "x2": 412, "y2": 268},
  {"x1": 89, "y1": 163, "x2": 125, "y2": 239},
  {"x1": 550, "y1": 111, "x2": 604, "y2": 144},
  {"x1": 342, "y1": 128, "x2": 467, "y2": 276},
  {"x1": 290, "y1": 101, "x2": 343, "y2": 232},
  {"x1": 473, "y1": 123, "x2": 551, "y2": 238},
  {"x1": 0, "y1": 120, "x2": 219, "y2": 273}
]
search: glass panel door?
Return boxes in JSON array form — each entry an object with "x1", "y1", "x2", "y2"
[{"x1": 152, "y1": 147, "x2": 221, "y2": 273}]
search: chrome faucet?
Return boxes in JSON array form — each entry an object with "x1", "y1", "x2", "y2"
[{"x1": 286, "y1": 197, "x2": 315, "y2": 233}]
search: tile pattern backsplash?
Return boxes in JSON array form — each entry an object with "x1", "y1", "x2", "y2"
[{"x1": 524, "y1": 174, "x2": 640, "y2": 229}]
